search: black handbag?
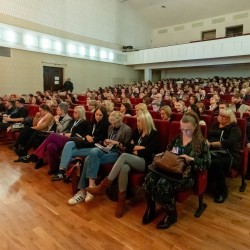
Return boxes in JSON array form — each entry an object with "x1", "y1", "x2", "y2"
[{"x1": 209, "y1": 148, "x2": 229, "y2": 157}]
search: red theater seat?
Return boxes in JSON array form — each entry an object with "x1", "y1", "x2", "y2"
[
  {"x1": 149, "y1": 110, "x2": 161, "y2": 119},
  {"x1": 171, "y1": 113, "x2": 183, "y2": 121},
  {"x1": 201, "y1": 114, "x2": 213, "y2": 130}
]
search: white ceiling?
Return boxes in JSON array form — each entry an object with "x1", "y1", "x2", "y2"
[{"x1": 120, "y1": 0, "x2": 250, "y2": 29}]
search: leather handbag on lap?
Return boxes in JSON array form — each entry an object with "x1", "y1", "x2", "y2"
[
  {"x1": 149, "y1": 151, "x2": 194, "y2": 190},
  {"x1": 153, "y1": 151, "x2": 191, "y2": 177}
]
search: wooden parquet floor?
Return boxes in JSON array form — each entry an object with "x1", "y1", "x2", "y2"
[{"x1": 0, "y1": 144, "x2": 250, "y2": 250}]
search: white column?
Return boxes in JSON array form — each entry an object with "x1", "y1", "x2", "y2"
[{"x1": 144, "y1": 68, "x2": 152, "y2": 81}]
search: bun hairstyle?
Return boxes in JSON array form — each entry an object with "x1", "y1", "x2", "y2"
[{"x1": 181, "y1": 111, "x2": 204, "y2": 154}]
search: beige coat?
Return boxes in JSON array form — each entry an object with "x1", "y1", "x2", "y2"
[{"x1": 32, "y1": 112, "x2": 54, "y2": 131}]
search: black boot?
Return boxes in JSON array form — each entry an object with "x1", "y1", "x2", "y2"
[
  {"x1": 157, "y1": 208, "x2": 177, "y2": 229},
  {"x1": 214, "y1": 188, "x2": 228, "y2": 203},
  {"x1": 142, "y1": 195, "x2": 156, "y2": 225},
  {"x1": 214, "y1": 181, "x2": 228, "y2": 203}
]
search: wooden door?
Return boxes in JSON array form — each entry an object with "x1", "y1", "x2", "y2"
[{"x1": 43, "y1": 66, "x2": 63, "y2": 91}]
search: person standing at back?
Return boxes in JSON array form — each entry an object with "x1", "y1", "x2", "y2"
[{"x1": 63, "y1": 78, "x2": 74, "y2": 93}]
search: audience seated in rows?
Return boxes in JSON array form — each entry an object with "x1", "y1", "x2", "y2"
[
  {"x1": 68, "y1": 110, "x2": 132, "y2": 206},
  {"x1": 50, "y1": 106, "x2": 110, "y2": 178},
  {"x1": 87, "y1": 110, "x2": 159, "y2": 217}
]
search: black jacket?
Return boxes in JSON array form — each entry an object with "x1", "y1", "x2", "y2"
[
  {"x1": 208, "y1": 122, "x2": 241, "y2": 165},
  {"x1": 63, "y1": 119, "x2": 89, "y2": 137},
  {"x1": 127, "y1": 129, "x2": 159, "y2": 168}
]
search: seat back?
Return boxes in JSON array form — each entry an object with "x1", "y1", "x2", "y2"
[
  {"x1": 168, "y1": 121, "x2": 181, "y2": 143},
  {"x1": 201, "y1": 114, "x2": 213, "y2": 130},
  {"x1": 153, "y1": 119, "x2": 170, "y2": 152},
  {"x1": 130, "y1": 98, "x2": 142, "y2": 105},
  {"x1": 149, "y1": 110, "x2": 161, "y2": 119},
  {"x1": 25, "y1": 104, "x2": 39, "y2": 118},
  {"x1": 85, "y1": 111, "x2": 93, "y2": 121},
  {"x1": 171, "y1": 113, "x2": 183, "y2": 121},
  {"x1": 123, "y1": 116, "x2": 137, "y2": 130}
]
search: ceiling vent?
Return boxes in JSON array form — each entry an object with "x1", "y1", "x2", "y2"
[
  {"x1": 158, "y1": 29, "x2": 168, "y2": 34},
  {"x1": 212, "y1": 17, "x2": 225, "y2": 24},
  {"x1": 233, "y1": 12, "x2": 248, "y2": 20},
  {"x1": 192, "y1": 22, "x2": 204, "y2": 28},
  {"x1": 174, "y1": 25, "x2": 185, "y2": 31}
]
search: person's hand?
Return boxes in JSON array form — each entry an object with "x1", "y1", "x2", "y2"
[
  {"x1": 64, "y1": 133, "x2": 71, "y2": 138},
  {"x1": 3, "y1": 116, "x2": 10, "y2": 122},
  {"x1": 107, "y1": 139, "x2": 119, "y2": 145},
  {"x1": 86, "y1": 135, "x2": 94, "y2": 143},
  {"x1": 103, "y1": 139, "x2": 109, "y2": 146},
  {"x1": 54, "y1": 115, "x2": 60, "y2": 123},
  {"x1": 133, "y1": 145, "x2": 145, "y2": 151},
  {"x1": 179, "y1": 154, "x2": 194, "y2": 163}
]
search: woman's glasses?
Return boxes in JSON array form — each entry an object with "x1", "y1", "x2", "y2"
[
  {"x1": 180, "y1": 128, "x2": 192, "y2": 133},
  {"x1": 219, "y1": 114, "x2": 229, "y2": 119}
]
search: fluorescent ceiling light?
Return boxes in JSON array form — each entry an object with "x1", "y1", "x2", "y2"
[
  {"x1": 67, "y1": 44, "x2": 77, "y2": 54},
  {"x1": 54, "y1": 41, "x2": 63, "y2": 52},
  {"x1": 79, "y1": 46, "x2": 86, "y2": 56},
  {"x1": 3, "y1": 30, "x2": 16, "y2": 43},
  {"x1": 109, "y1": 52, "x2": 114, "y2": 61},
  {"x1": 100, "y1": 50, "x2": 107, "y2": 59},
  {"x1": 40, "y1": 38, "x2": 52, "y2": 49},
  {"x1": 89, "y1": 48, "x2": 96, "y2": 57},
  {"x1": 23, "y1": 34, "x2": 37, "y2": 47}
]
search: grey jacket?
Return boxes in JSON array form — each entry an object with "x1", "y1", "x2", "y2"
[
  {"x1": 56, "y1": 114, "x2": 73, "y2": 133},
  {"x1": 107, "y1": 122, "x2": 132, "y2": 146}
]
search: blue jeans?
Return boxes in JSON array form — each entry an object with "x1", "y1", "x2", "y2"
[
  {"x1": 60, "y1": 141, "x2": 93, "y2": 170},
  {"x1": 78, "y1": 147, "x2": 119, "y2": 189}
]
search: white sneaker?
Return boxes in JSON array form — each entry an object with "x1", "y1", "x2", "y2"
[
  {"x1": 68, "y1": 191, "x2": 86, "y2": 205},
  {"x1": 85, "y1": 192, "x2": 94, "y2": 203}
]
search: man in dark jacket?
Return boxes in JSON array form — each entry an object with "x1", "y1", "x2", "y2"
[
  {"x1": 63, "y1": 78, "x2": 74, "y2": 93},
  {"x1": 0, "y1": 98, "x2": 28, "y2": 130}
]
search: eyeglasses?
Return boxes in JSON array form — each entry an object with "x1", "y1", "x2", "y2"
[
  {"x1": 180, "y1": 128, "x2": 192, "y2": 133},
  {"x1": 219, "y1": 114, "x2": 229, "y2": 119}
]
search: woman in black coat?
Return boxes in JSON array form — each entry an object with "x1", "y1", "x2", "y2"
[{"x1": 207, "y1": 108, "x2": 241, "y2": 203}]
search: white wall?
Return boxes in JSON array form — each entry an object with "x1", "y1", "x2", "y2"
[
  {"x1": 0, "y1": 0, "x2": 152, "y2": 50},
  {"x1": 126, "y1": 35, "x2": 250, "y2": 66},
  {"x1": 0, "y1": 49, "x2": 142, "y2": 95},
  {"x1": 161, "y1": 65, "x2": 250, "y2": 79},
  {"x1": 153, "y1": 10, "x2": 250, "y2": 48}
]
